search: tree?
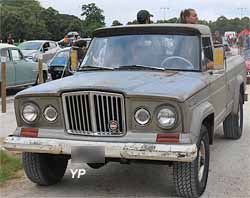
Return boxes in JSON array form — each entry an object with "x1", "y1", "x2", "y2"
[
  {"x1": 81, "y1": 3, "x2": 105, "y2": 37},
  {"x1": 112, "y1": 20, "x2": 123, "y2": 26},
  {"x1": 127, "y1": 20, "x2": 138, "y2": 25}
]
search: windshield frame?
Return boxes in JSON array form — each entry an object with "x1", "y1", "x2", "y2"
[{"x1": 80, "y1": 34, "x2": 202, "y2": 72}]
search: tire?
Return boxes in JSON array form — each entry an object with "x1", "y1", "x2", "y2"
[
  {"x1": 223, "y1": 95, "x2": 243, "y2": 139},
  {"x1": 22, "y1": 152, "x2": 68, "y2": 186},
  {"x1": 87, "y1": 163, "x2": 106, "y2": 169},
  {"x1": 173, "y1": 125, "x2": 210, "y2": 198}
]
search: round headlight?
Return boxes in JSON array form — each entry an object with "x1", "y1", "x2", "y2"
[
  {"x1": 134, "y1": 108, "x2": 151, "y2": 125},
  {"x1": 44, "y1": 106, "x2": 58, "y2": 122},
  {"x1": 22, "y1": 103, "x2": 39, "y2": 123},
  {"x1": 157, "y1": 107, "x2": 177, "y2": 129}
]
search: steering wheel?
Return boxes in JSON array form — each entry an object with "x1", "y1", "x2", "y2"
[{"x1": 161, "y1": 56, "x2": 194, "y2": 69}]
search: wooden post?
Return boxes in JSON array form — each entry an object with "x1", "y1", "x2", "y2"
[
  {"x1": 38, "y1": 56, "x2": 43, "y2": 84},
  {"x1": 1, "y1": 61, "x2": 7, "y2": 113}
]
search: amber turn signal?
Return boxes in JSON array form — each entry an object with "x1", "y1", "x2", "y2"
[
  {"x1": 156, "y1": 133, "x2": 179, "y2": 143},
  {"x1": 20, "y1": 128, "x2": 38, "y2": 137}
]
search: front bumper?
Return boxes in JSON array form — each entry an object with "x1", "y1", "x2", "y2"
[{"x1": 3, "y1": 136, "x2": 197, "y2": 162}]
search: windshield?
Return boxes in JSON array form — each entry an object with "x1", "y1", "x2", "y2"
[
  {"x1": 81, "y1": 34, "x2": 200, "y2": 71},
  {"x1": 19, "y1": 42, "x2": 43, "y2": 50},
  {"x1": 49, "y1": 50, "x2": 70, "y2": 66}
]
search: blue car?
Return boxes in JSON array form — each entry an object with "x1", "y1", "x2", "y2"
[{"x1": 48, "y1": 47, "x2": 72, "y2": 80}]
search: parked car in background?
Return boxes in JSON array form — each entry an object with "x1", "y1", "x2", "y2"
[
  {"x1": 49, "y1": 38, "x2": 91, "y2": 80},
  {"x1": 18, "y1": 40, "x2": 61, "y2": 63},
  {"x1": 58, "y1": 32, "x2": 80, "y2": 47},
  {"x1": 48, "y1": 47, "x2": 71, "y2": 80},
  {"x1": 0, "y1": 44, "x2": 49, "y2": 94}
]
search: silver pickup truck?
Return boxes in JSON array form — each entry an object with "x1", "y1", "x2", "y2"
[{"x1": 4, "y1": 24, "x2": 247, "y2": 198}]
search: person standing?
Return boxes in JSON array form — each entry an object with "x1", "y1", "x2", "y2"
[
  {"x1": 137, "y1": 10, "x2": 153, "y2": 24},
  {"x1": 245, "y1": 34, "x2": 250, "y2": 50},
  {"x1": 213, "y1": 30, "x2": 222, "y2": 44},
  {"x1": 7, "y1": 33, "x2": 14, "y2": 44},
  {"x1": 180, "y1": 8, "x2": 198, "y2": 24}
]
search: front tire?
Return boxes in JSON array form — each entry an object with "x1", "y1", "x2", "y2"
[
  {"x1": 22, "y1": 152, "x2": 68, "y2": 186},
  {"x1": 173, "y1": 125, "x2": 210, "y2": 198},
  {"x1": 87, "y1": 163, "x2": 106, "y2": 169},
  {"x1": 223, "y1": 95, "x2": 243, "y2": 139}
]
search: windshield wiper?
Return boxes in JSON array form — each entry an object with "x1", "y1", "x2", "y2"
[
  {"x1": 78, "y1": 65, "x2": 114, "y2": 71},
  {"x1": 117, "y1": 65, "x2": 165, "y2": 71}
]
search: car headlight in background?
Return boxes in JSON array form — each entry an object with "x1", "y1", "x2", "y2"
[
  {"x1": 21, "y1": 103, "x2": 39, "y2": 123},
  {"x1": 156, "y1": 106, "x2": 177, "y2": 129},
  {"x1": 43, "y1": 106, "x2": 58, "y2": 122},
  {"x1": 134, "y1": 108, "x2": 151, "y2": 125}
]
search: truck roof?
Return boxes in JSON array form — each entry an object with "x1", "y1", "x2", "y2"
[{"x1": 93, "y1": 23, "x2": 211, "y2": 37}]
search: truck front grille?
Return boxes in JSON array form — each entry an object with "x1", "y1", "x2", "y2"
[{"x1": 62, "y1": 91, "x2": 126, "y2": 136}]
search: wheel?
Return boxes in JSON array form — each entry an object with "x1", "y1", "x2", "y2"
[
  {"x1": 22, "y1": 152, "x2": 68, "y2": 186},
  {"x1": 173, "y1": 125, "x2": 210, "y2": 198},
  {"x1": 87, "y1": 163, "x2": 106, "y2": 169},
  {"x1": 223, "y1": 95, "x2": 243, "y2": 139},
  {"x1": 160, "y1": 56, "x2": 194, "y2": 69}
]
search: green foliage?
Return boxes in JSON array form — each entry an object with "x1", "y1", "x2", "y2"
[
  {"x1": 0, "y1": 0, "x2": 83, "y2": 41},
  {"x1": 127, "y1": 20, "x2": 138, "y2": 25},
  {"x1": 81, "y1": 3, "x2": 105, "y2": 37},
  {"x1": 0, "y1": 0, "x2": 249, "y2": 41},
  {"x1": 112, "y1": 20, "x2": 123, "y2": 26},
  {"x1": 0, "y1": 150, "x2": 22, "y2": 184},
  {"x1": 156, "y1": 17, "x2": 178, "y2": 24}
]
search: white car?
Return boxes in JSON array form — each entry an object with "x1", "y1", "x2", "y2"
[{"x1": 18, "y1": 40, "x2": 61, "y2": 63}]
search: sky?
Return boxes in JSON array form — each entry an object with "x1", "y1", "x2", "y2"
[{"x1": 39, "y1": 0, "x2": 250, "y2": 26}]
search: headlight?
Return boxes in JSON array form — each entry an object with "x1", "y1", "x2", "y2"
[
  {"x1": 134, "y1": 108, "x2": 151, "y2": 125},
  {"x1": 21, "y1": 103, "x2": 39, "y2": 123},
  {"x1": 44, "y1": 106, "x2": 58, "y2": 122},
  {"x1": 156, "y1": 107, "x2": 177, "y2": 129}
]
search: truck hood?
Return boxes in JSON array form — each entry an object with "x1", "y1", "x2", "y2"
[{"x1": 17, "y1": 71, "x2": 209, "y2": 102}]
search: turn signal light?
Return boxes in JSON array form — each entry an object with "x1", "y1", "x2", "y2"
[
  {"x1": 156, "y1": 133, "x2": 179, "y2": 143},
  {"x1": 20, "y1": 128, "x2": 38, "y2": 137}
]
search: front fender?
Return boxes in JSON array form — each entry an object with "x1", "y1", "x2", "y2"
[
  {"x1": 233, "y1": 74, "x2": 244, "y2": 114},
  {"x1": 189, "y1": 101, "x2": 214, "y2": 143}
]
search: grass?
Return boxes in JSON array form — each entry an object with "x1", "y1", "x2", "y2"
[{"x1": 0, "y1": 150, "x2": 22, "y2": 184}]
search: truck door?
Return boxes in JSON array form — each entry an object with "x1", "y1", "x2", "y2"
[{"x1": 202, "y1": 37, "x2": 227, "y2": 125}]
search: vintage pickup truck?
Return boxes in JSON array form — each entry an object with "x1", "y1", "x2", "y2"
[{"x1": 3, "y1": 24, "x2": 247, "y2": 198}]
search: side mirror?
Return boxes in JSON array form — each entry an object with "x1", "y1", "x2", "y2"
[{"x1": 213, "y1": 45, "x2": 225, "y2": 70}]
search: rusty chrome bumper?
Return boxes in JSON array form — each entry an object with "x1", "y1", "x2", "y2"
[{"x1": 3, "y1": 137, "x2": 197, "y2": 162}]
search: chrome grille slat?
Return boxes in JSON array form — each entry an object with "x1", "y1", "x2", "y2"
[
  {"x1": 62, "y1": 91, "x2": 126, "y2": 136},
  {"x1": 101, "y1": 95, "x2": 107, "y2": 132},
  {"x1": 79, "y1": 95, "x2": 86, "y2": 132},
  {"x1": 84, "y1": 95, "x2": 90, "y2": 131}
]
